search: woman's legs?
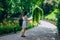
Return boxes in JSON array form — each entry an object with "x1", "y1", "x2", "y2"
[{"x1": 21, "y1": 28, "x2": 26, "y2": 37}]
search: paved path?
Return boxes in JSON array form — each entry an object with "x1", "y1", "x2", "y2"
[{"x1": 0, "y1": 20, "x2": 59, "y2": 40}]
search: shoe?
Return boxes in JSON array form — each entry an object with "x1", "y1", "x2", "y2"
[{"x1": 21, "y1": 35, "x2": 26, "y2": 37}]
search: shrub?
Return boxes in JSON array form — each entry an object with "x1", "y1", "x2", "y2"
[
  {"x1": 0, "y1": 20, "x2": 34, "y2": 35},
  {"x1": 56, "y1": 13, "x2": 60, "y2": 35}
]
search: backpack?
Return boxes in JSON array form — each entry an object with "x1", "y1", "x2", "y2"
[{"x1": 19, "y1": 17, "x2": 23, "y2": 26}]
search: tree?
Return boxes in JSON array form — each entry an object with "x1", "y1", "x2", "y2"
[
  {"x1": 40, "y1": 0, "x2": 55, "y2": 16},
  {"x1": 0, "y1": 0, "x2": 44, "y2": 23}
]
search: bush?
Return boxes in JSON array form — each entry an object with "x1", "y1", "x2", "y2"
[
  {"x1": 0, "y1": 21, "x2": 22, "y2": 35},
  {"x1": 56, "y1": 13, "x2": 60, "y2": 35},
  {"x1": 0, "y1": 20, "x2": 34, "y2": 35}
]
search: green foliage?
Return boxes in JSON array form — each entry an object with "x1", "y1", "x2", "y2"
[
  {"x1": 32, "y1": 6, "x2": 43, "y2": 25},
  {"x1": 0, "y1": 0, "x2": 44, "y2": 35},
  {"x1": 0, "y1": 20, "x2": 34, "y2": 35},
  {"x1": 0, "y1": 0, "x2": 60, "y2": 35},
  {"x1": 56, "y1": 9, "x2": 60, "y2": 35},
  {"x1": 45, "y1": 9, "x2": 59, "y2": 22},
  {"x1": 0, "y1": 0, "x2": 44, "y2": 22},
  {"x1": 0, "y1": 21, "x2": 21, "y2": 35}
]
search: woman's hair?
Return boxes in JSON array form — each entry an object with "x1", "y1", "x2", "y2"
[{"x1": 23, "y1": 11, "x2": 28, "y2": 16}]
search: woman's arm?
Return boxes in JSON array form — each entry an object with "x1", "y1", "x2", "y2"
[
  {"x1": 28, "y1": 16, "x2": 32, "y2": 21},
  {"x1": 25, "y1": 16, "x2": 32, "y2": 21}
]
